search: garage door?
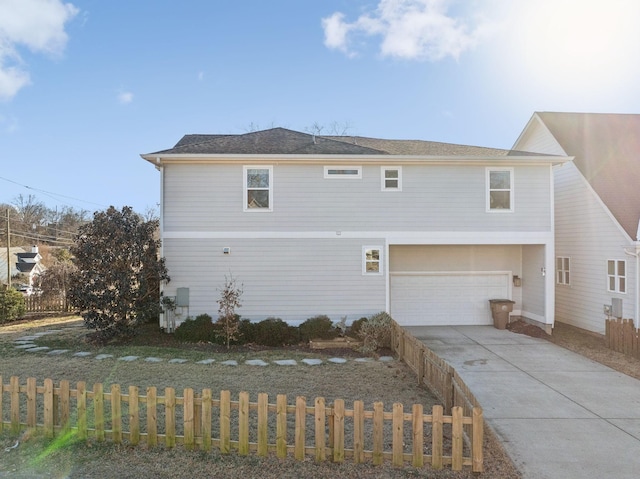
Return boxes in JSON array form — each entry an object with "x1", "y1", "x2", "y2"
[{"x1": 390, "y1": 272, "x2": 510, "y2": 326}]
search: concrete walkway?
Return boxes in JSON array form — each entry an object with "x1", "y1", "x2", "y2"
[{"x1": 404, "y1": 326, "x2": 640, "y2": 479}]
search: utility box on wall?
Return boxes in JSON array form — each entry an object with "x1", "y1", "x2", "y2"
[
  {"x1": 176, "y1": 288, "x2": 190, "y2": 307},
  {"x1": 611, "y1": 297, "x2": 623, "y2": 318}
]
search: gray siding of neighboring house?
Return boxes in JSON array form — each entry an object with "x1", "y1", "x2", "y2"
[
  {"x1": 554, "y1": 162, "x2": 635, "y2": 333},
  {"x1": 163, "y1": 237, "x2": 386, "y2": 326},
  {"x1": 162, "y1": 162, "x2": 552, "y2": 233},
  {"x1": 516, "y1": 118, "x2": 636, "y2": 333}
]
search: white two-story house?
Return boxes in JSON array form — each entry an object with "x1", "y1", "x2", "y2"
[{"x1": 142, "y1": 128, "x2": 569, "y2": 332}]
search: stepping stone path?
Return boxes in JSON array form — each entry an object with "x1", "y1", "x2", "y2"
[{"x1": 11, "y1": 326, "x2": 397, "y2": 368}]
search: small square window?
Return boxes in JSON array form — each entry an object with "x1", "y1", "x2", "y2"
[
  {"x1": 363, "y1": 246, "x2": 383, "y2": 275},
  {"x1": 381, "y1": 167, "x2": 402, "y2": 191}
]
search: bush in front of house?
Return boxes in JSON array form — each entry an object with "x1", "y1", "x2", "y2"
[
  {"x1": 174, "y1": 314, "x2": 216, "y2": 342},
  {"x1": 253, "y1": 317, "x2": 300, "y2": 347},
  {"x1": 348, "y1": 317, "x2": 367, "y2": 338},
  {"x1": 298, "y1": 315, "x2": 339, "y2": 342},
  {"x1": 0, "y1": 287, "x2": 26, "y2": 323},
  {"x1": 358, "y1": 311, "x2": 393, "y2": 354}
]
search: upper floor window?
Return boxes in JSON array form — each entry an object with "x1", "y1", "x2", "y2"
[
  {"x1": 556, "y1": 257, "x2": 570, "y2": 285},
  {"x1": 363, "y1": 246, "x2": 383, "y2": 275},
  {"x1": 486, "y1": 168, "x2": 513, "y2": 212},
  {"x1": 244, "y1": 166, "x2": 272, "y2": 212},
  {"x1": 324, "y1": 166, "x2": 362, "y2": 179},
  {"x1": 607, "y1": 259, "x2": 626, "y2": 293},
  {"x1": 381, "y1": 167, "x2": 402, "y2": 191}
]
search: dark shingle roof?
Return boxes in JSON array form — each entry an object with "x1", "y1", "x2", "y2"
[
  {"x1": 149, "y1": 127, "x2": 523, "y2": 157},
  {"x1": 538, "y1": 112, "x2": 640, "y2": 239}
]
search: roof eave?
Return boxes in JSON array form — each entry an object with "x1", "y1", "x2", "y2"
[{"x1": 142, "y1": 153, "x2": 571, "y2": 166}]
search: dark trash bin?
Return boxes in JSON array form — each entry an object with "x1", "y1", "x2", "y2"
[{"x1": 489, "y1": 299, "x2": 515, "y2": 329}]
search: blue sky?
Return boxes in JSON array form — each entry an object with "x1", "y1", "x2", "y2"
[{"x1": 1, "y1": 0, "x2": 640, "y2": 214}]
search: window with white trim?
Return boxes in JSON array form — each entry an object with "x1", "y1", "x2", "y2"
[
  {"x1": 363, "y1": 246, "x2": 382, "y2": 275},
  {"x1": 486, "y1": 168, "x2": 513, "y2": 212},
  {"x1": 381, "y1": 166, "x2": 402, "y2": 191},
  {"x1": 556, "y1": 257, "x2": 570, "y2": 285},
  {"x1": 607, "y1": 259, "x2": 626, "y2": 293},
  {"x1": 244, "y1": 166, "x2": 272, "y2": 211},
  {"x1": 324, "y1": 166, "x2": 362, "y2": 179}
]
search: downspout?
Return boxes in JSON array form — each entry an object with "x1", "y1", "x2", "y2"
[{"x1": 623, "y1": 219, "x2": 640, "y2": 328}]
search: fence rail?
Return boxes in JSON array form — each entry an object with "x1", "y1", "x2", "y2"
[
  {"x1": 605, "y1": 318, "x2": 640, "y2": 359},
  {"x1": 0, "y1": 375, "x2": 483, "y2": 472},
  {"x1": 24, "y1": 295, "x2": 69, "y2": 313}
]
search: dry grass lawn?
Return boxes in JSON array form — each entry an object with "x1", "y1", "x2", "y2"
[{"x1": 0, "y1": 315, "x2": 522, "y2": 478}]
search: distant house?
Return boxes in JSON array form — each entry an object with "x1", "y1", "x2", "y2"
[
  {"x1": 0, "y1": 245, "x2": 45, "y2": 290},
  {"x1": 514, "y1": 112, "x2": 640, "y2": 333},
  {"x1": 142, "y1": 128, "x2": 568, "y2": 332}
]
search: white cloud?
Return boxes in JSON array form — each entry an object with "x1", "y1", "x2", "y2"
[
  {"x1": 0, "y1": 0, "x2": 78, "y2": 100},
  {"x1": 322, "y1": 0, "x2": 481, "y2": 61},
  {"x1": 117, "y1": 90, "x2": 134, "y2": 105}
]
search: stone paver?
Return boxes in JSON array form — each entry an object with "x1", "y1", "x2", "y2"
[
  {"x1": 25, "y1": 346, "x2": 50, "y2": 352},
  {"x1": 328, "y1": 357, "x2": 347, "y2": 364},
  {"x1": 94, "y1": 354, "x2": 113, "y2": 360},
  {"x1": 196, "y1": 359, "x2": 216, "y2": 365},
  {"x1": 15, "y1": 343, "x2": 37, "y2": 349},
  {"x1": 74, "y1": 352, "x2": 93, "y2": 357},
  {"x1": 273, "y1": 359, "x2": 297, "y2": 366},
  {"x1": 302, "y1": 358, "x2": 323, "y2": 365},
  {"x1": 119, "y1": 356, "x2": 139, "y2": 362},
  {"x1": 220, "y1": 360, "x2": 238, "y2": 366},
  {"x1": 47, "y1": 349, "x2": 70, "y2": 355},
  {"x1": 245, "y1": 359, "x2": 269, "y2": 366},
  {"x1": 144, "y1": 357, "x2": 163, "y2": 363},
  {"x1": 168, "y1": 358, "x2": 188, "y2": 364}
]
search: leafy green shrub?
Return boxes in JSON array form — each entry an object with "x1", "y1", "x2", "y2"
[
  {"x1": 0, "y1": 288, "x2": 26, "y2": 323},
  {"x1": 358, "y1": 312, "x2": 393, "y2": 354},
  {"x1": 254, "y1": 317, "x2": 300, "y2": 347},
  {"x1": 238, "y1": 319, "x2": 257, "y2": 344},
  {"x1": 299, "y1": 315, "x2": 338, "y2": 342},
  {"x1": 174, "y1": 314, "x2": 216, "y2": 342},
  {"x1": 348, "y1": 317, "x2": 367, "y2": 338}
]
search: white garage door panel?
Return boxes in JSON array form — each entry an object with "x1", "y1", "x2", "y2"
[{"x1": 391, "y1": 273, "x2": 510, "y2": 326}]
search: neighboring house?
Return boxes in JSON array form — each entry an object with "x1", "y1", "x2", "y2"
[
  {"x1": 0, "y1": 245, "x2": 45, "y2": 290},
  {"x1": 513, "y1": 112, "x2": 640, "y2": 333},
  {"x1": 142, "y1": 128, "x2": 568, "y2": 332},
  {"x1": 16, "y1": 246, "x2": 45, "y2": 287}
]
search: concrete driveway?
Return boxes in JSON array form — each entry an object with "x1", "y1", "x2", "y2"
[{"x1": 403, "y1": 326, "x2": 640, "y2": 479}]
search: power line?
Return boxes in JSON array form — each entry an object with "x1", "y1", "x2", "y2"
[{"x1": 0, "y1": 175, "x2": 108, "y2": 208}]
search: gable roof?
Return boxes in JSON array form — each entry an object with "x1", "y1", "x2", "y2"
[
  {"x1": 536, "y1": 112, "x2": 640, "y2": 240},
  {"x1": 146, "y1": 127, "x2": 522, "y2": 157}
]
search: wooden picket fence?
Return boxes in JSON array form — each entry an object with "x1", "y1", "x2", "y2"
[
  {"x1": 605, "y1": 318, "x2": 640, "y2": 359},
  {"x1": 0, "y1": 375, "x2": 483, "y2": 472},
  {"x1": 390, "y1": 322, "x2": 482, "y2": 417},
  {"x1": 24, "y1": 295, "x2": 69, "y2": 313}
]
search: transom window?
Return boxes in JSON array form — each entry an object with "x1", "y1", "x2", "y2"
[
  {"x1": 324, "y1": 166, "x2": 362, "y2": 179},
  {"x1": 486, "y1": 168, "x2": 513, "y2": 212},
  {"x1": 381, "y1": 167, "x2": 402, "y2": 191},
  {"x1": 607, "y1": 260, "x2": 626, "y2": 293},
  {"x1": 556, "y1": 257, "x2": 570, "y2": 285},
  {"x1": 244, "y1": 166, "x2": 272, "y2": 212},
  {"x1": 363, "y1": 246, "x2": 382, "y2": 275}
]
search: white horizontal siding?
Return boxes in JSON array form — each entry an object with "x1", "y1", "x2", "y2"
[
  {"x1": 162, "y1": 163, "x2": 552, "y2": 233},
  {"x1": 554, "y1": 163, "x2": 636, "y2": 333},
  {"x1": 162, "y1": 237, "x2": 386, "y2": 326}
]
